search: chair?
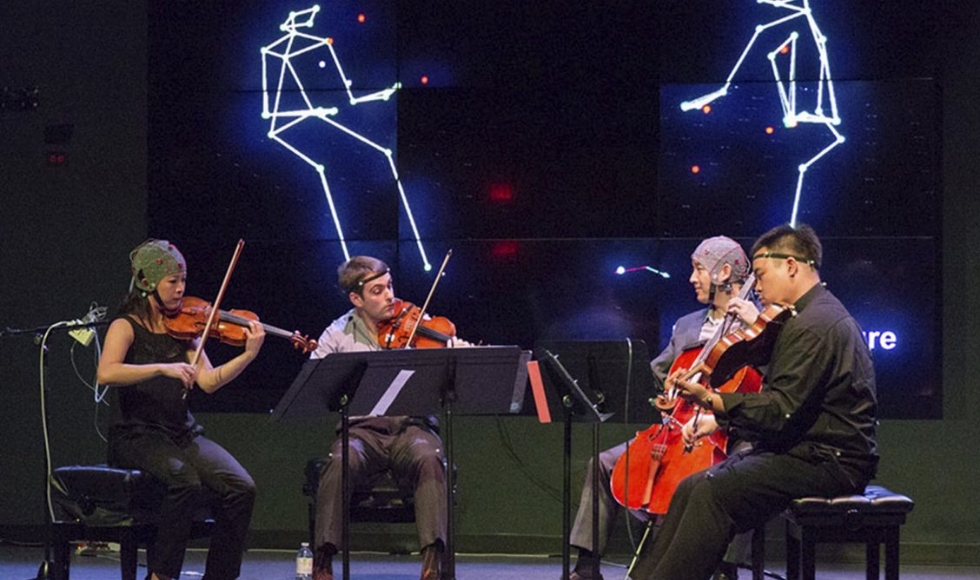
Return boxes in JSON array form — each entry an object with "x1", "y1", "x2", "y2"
[
  {"x1": 781, "y1": 485, "x2": 914, "y2": 580},
  {"x1": 302, "y1": 457, "x2": 417, "y2": 550},
  {"x1": 50, "y1": 465, "x2": 213, "y2": 580}
]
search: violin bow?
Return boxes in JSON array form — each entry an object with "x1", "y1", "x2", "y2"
[
  {"x1": 404, "y1": 249, "x2": 453, "y2": 348},
  {"x1": 183, "y1": 239, "x2": 245, "y2": 399},
  {"x1": 684, "y1": 272, "x2": 758, "y2": 448}
]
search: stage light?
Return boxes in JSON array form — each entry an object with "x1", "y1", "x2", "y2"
[
  {"x1": 702, "y1": 105, "x2": 711, "y2": 114},
  {"x1": 489, "y1": 183, "x2": 514, "y2": 202},
  {"x1": 691, "y1": 165, "x2": 701, "y2": 174},
  {"x1": 616, "y1": 266, "x2": 626, "y2": 275},
  {"x1": 765, "y1": 126, "x2": 775, "y2": 134},
  {"x1": 357, "y1": 14, "x2": 366, "y2": 23},
  {"x1": 491, "y1": 241, "x2": 519, "y2": 258},
  {"x1": 421, "y1": 75, "x2": 429, "y2": 85}
]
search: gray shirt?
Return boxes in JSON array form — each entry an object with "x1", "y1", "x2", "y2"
[{"x1": 310, "y1": 309, "x2": 379, "y2": 359}]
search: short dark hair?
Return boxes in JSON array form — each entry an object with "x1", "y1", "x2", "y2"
[
  {"x1": 750, "y1": 223, "x2": 822, "y2": 269},
  {"x1": 338, "y1": 256, "x2": 390, "y2": 296}
]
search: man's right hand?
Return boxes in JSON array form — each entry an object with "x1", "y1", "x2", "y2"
[{"x1": 682, "y1": 414, "x2": 719, "y2": 447}]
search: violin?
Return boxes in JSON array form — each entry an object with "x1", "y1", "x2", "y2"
[
  {"x1": 163, "y1": 296, "x2": 318, "y2": 354},
  {"x1": 377, "y1": 299, "x2": 457, "y2": 349},
  {"x1": 652, "y1": 301, "x2": 792, "y2": 412}
]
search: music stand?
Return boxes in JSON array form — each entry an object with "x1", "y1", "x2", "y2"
[
  {"x1": 273, "y1": 346, "x2": 530, "y2": 580},
  {"x1": 532, "y1": 339, "x2": 656, "y2": 580}
]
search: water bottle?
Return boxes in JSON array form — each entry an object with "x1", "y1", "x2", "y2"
[{"x1": 295, "y1": 541, "x2": 313, "y2": 580}]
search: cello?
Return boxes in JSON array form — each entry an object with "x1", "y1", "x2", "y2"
[{"x1": 610, "y1": 274, "x2": 792, "y2": 514}]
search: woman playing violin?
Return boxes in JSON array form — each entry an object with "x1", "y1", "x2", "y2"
[
  {"x1": 96, "y1": 239, "x2": 265, "y2": 580},
  {"x1": 567, "y1": 236, "x2": 758, "y2": 580},
  {"x1": 309, "y1": 256, "x2": 467, "y2": 580}
]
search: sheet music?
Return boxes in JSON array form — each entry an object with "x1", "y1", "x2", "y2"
[{"x1": 369, "y1": 369, "x2": 415, "y2": 416}]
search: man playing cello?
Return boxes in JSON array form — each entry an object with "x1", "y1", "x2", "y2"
[
  {"x1": 567, "y1": 236, "x2": 759, "y2": 580},
  {"x1": 629, "y1": 224, "x2": 878, "y2": 580}
]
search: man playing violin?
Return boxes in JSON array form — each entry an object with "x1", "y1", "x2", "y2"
[
  {"x1": 629, "y1": 224, "x2": 878, "y2": 580},
  {"x1": 309, "y1": 255, "x2": 466, "y2": 580},
  {"x1": 97, "y1": 239, "x2": 266, "y2": 580},
  {"x1": 569, "y1": 236, "x2": 758, "y2": 580}
]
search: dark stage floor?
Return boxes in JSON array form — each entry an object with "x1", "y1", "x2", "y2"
[{"x1": 1, "y1": 545, "x2": 977, "y2": 580}]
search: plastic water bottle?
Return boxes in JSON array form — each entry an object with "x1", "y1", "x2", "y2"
[{"x1": 296, "y1": 541, "x2": 313, "y2": 580}]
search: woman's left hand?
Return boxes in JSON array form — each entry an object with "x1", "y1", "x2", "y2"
[{"x1": 242, "y1": 320, "x2": 266, "y2": 358}]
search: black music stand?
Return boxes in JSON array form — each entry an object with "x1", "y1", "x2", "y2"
[
  {"x1": 533, "y1": 339, "x2": 656, "y2": 580},
  {"x1": 272, "y1": 346, "x2": 531, "y2": 580}
]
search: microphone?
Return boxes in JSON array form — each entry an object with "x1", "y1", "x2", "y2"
[{"x1": 68, "y1": 304, "x2": 107, "y2": 347}]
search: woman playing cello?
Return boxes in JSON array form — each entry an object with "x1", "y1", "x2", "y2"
[{"x1": 566, "y1": 236, "x2": 758, "y2": 580}]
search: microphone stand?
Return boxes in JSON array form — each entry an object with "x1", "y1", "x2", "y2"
[
  {"x1": 27, "y1": 334, "x2": 55, "y2": 580},
  {"x1": 2, "y1": 313, "x2": 107, "y2": 580}
]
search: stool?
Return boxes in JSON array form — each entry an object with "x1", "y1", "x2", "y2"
[
  {"x1": 303, "y1": 458, "x2": 417, "y2": 549},
  {"x1": 51, "y1": 465, "x2": 213, "y2": 580},
  {"x1": 782, "y1": 485, "x2": 914, "y2": 580}
]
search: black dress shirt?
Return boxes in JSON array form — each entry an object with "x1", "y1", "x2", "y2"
[{"x1": 718, "y1": 283, "x2": 879, "y2": 484}]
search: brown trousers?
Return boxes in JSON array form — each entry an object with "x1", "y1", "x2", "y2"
[{"x1": 315, "y1": 416, "x2": 447, "y2": 551}]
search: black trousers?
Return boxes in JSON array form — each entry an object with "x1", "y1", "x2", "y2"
[
  {"x1": 629, "y1": 448, "x2": 863, "y2": 580},
  {"x1": 109, "y1": 428, "x2": 256, "y2": 580},
  {"x1": 315, "y1": 417, "x2": 447, "y2": 552}
]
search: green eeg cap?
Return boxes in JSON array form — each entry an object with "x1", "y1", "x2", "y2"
[{"x1": 129, "y1": 239, "x2": 186, "y2": 294}]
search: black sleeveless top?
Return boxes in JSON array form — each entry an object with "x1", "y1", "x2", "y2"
[{"x1": 109, "y1": 316, "x2": 199, "y2": 438}]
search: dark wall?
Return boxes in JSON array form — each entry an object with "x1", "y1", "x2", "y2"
[
  {"x1": 0, "y1": 0, "x2": 148, "y2": 527},
  {"x1": 1, "y1": 0, "x2": 979, "y2": 563}
]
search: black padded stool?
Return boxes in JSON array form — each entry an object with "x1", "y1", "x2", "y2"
[
  {"x1": 51, "y1": 465, "x2": 213, "y2": 580},
  {"x1": 782, "y1": 485, "x2": 914, "y2": 580},
  {"x1": 303, "y1": 457, "x2": 417, "y2": 549}
]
